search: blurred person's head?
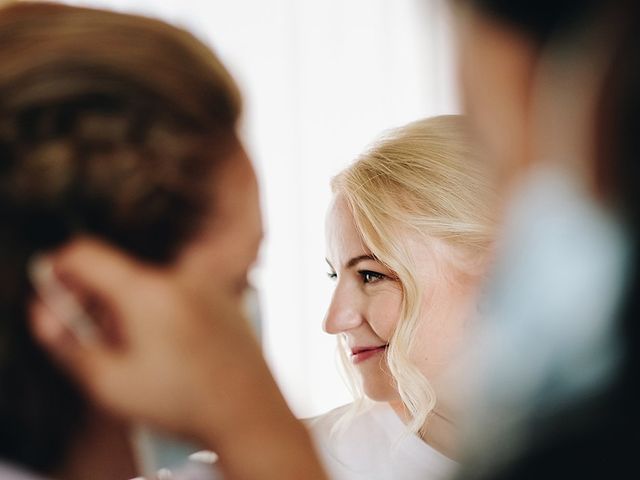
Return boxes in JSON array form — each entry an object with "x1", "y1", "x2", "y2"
[
  {"x1": 449, "y1": 0, "x2": 640, "y2": 476},
  {"x1": 451, "y1": 0, "x2": 640, "y2": 363},
  {"x1": 451, "y1": 0, "x2": 605, "y2": 192},
  {"x1": 0, "y1": 2, "x2": 260, "y2": 476},
  {"x1": 324, "y1": 115, "x2": 496, "y2": 438}
]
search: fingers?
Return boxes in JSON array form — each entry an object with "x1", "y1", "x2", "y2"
[
  {"x1": 28, "y1": 254, "x2": 100, "y2": 345},
  {"x1": 31, "y1": 236, "x2": 161, "y2": 349},
  {"x1": 51, "y1": 236, "x2": 151, "y2": 301},
  {"x1": 26, "y1": 236, "x2": 149, "y2": 390},
  {"x1": 28, "y1": 297, "x2": 93, "y2": 379}
]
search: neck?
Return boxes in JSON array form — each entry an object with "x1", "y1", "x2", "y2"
[
  {"x1": 389, "y1": 401, "x2": 460, "y2": 461},
  {"x1": 422, "y1": 409, "x2": 460, "y2": 460},
  {"x1": 54, "y1": 409, "x2": 138, "y2": 480}
]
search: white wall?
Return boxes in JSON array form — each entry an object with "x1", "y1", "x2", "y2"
[{"x1": 63, "y1": 0, "x2": 459, "y2": 418}]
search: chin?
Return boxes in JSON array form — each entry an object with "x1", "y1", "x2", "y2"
[{"x1": 362, "y1": 379, "x2": 400, "y2": 403}]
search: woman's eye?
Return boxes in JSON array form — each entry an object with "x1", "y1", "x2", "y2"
[
  {"x1": 358, "y1": 270, "x2": 385, "y2": 284},
  {"x1": 327, "y1": 272, "x2": 337, "y2": 281}
]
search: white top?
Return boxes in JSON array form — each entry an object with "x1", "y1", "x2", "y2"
[{"x1": 307, "y1": 402, "x2": 458, "y2": 480}]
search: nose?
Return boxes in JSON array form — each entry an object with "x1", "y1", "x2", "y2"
[{"x1": 323, "y1": 282, "x2": 363, "y2": 334}]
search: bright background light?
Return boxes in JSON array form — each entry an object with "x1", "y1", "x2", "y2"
[{"x1": 63, "y1": 0, "x2": 459, "y2": 418}]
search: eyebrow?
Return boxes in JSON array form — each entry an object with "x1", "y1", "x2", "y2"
[{"x1": 325, "y1": 254, "x2": 378, "y2": 271}]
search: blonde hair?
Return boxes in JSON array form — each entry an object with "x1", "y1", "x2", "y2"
[{"x1": 331, "y1": 115, "x2": 495, "y2": 435}]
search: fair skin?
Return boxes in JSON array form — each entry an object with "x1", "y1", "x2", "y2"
[
  {"x1": 29, "y1": 145, "x2": 327, "y2": 480},
  {"x1": 455, "y1": 7, "x2": 600, "y2": 196},
  {"x1": 324, "y1": 194, "x2": 479, "y2": 459},
  {"x1": 454, "y1": 7, "x2": 539, "y2": 194}
]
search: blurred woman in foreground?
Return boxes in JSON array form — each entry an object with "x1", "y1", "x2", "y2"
[{"x1": 0, "y1": 3, "x2": 326, "y2": 479}]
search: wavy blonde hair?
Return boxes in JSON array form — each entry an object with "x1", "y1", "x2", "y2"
[{"x1": 331, "y1": 115, "x2": 496, "y2": 435}]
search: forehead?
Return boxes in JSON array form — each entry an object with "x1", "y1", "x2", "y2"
[
  {"x1": 325, "y1": 193, "x2": 451, "y2": 280},
  {"x1": 325, "y1": 194, "x2": 371, "y2": 260}
]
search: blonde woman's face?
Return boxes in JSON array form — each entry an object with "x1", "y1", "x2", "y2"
[{"x1": 324, "y1": 194, "x2": 477, "y2": 404}]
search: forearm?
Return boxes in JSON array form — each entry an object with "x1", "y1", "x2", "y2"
[
  {"x1": 210, "y1": 415, "x2": 327, "y2": 480},
  {"x1": 193, "y1": 358, "x2": 328, "y2": 480}
]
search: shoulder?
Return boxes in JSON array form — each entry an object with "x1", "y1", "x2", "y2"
[
  {"x1": 304, "y1": 403, "x2": 353, "y2": 435},
  {"x1": 305, "y1": 403, "x2": 459, "y2": 480},
  {"x1": 305, "y1": 401, "x2": 388, "y2": 443},
  {"x1": 304, "y1": 402, "x2": 397, "y2": 479}
]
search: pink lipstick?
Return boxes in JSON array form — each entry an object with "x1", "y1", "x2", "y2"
[{"x1": 350, "y1": 345, "x2": 388, "y2": 364}]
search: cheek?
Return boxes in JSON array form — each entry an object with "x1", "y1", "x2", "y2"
[
  {"x1": 411, "y1": 284, "x2": 476, "y2": 376},
  {"x1": 459, "y1": 22, "x2": 534, "y2": 189},
  {"x1": 463, "y1": 64, "x2": 515, "y2": 178},
  {"x1": 173, "y1": 229, "x2": 243, "y2": 300},
  {"x1": 366, "y1": 287, "x2": 403, "y2": 341},
  {"x1": 175, "y1": 245, "x2": 225, "y2": 300}
]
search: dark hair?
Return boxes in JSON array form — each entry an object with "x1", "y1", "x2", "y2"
[
  {"x1": 462, "y1": 0, "x2": 605, "y2": 46},
  {"x1": 0, "y1": 2, "x2": 241, "y2": 473}
]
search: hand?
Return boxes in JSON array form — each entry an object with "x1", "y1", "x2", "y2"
[{"x1": 28, "y1": 237, "x2": 326, "y2": 479}]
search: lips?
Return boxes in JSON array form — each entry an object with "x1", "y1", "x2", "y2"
[{"x1": 350, "y1": 344, "x2": 388, "y2": 364}]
